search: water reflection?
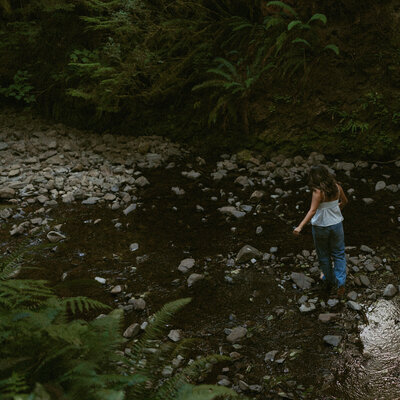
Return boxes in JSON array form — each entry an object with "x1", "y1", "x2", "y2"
[{"x1": 340, "y1": 298, "x2": 400, "y2": 399}]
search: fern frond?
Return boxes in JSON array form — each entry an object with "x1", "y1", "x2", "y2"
[
  {"x1": 62, "y1": 296, "x2": 111, "y2": 314},
  {"x1": 0, "y1": 372, "x2": 29, "y2": 398}
]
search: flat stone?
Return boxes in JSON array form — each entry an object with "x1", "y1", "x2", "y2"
[
  {"x1": 299, "y1": 303, "x2": 316, "y2": 313},
  {"x1": 123, "y1": 203, "x2": 137, "y2": 215},
  {"x1": 123, "y1": 323, "x2": 140, "y2": 338},
  {"x1": 323, "y1": 335, "x2": 342, "y2": 347},
  {"x1": 362, "y1": 198, "x2": 374, "y2": 205},
  {"x1": 0, "y1": 187, "x2": 15, "y2": 199},
  {"x1": 82, "y1": 197, "x2": 100, "y2": 205},
  {"x1": 104, "y1": 193, "x2": 116, "y2": 201},
  {"x1": 226, "y1": 326, "x2": 247, "y2": 343},
  {"x1": 318, "y1": 313, "x2": 339, "y2": 323},
  {"x1": 178, "y1": 258, "x2": 195, "y2": 273},
  {"x1": 94, "y1": 277, "x2": 106, "y2": 284},
  {"x1": 347, "y1": 300, "x2": 361, "y2": 311},
  {"x1": 360, "y1": 245, "x2": 374, "y2": 253},
  {"x1": 218, "y1": 206, "x2": 246, "y2": 219},
  {"x1": 236, "y1": 245, "x2": 263, "y2": 263},
  {"x1": 291, "y1": 272, "x2": 315, "y2": 290},
  {"x1": 383, "y1": 284, "x2": 397, "y2": 298},
  {"x1": 187, "y1": 273, "x2": 204, "y2": 287}
]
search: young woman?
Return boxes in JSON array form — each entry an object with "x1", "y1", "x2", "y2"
[{"x1": 293, "y1": 165, "x2": 348, "y2": 297}]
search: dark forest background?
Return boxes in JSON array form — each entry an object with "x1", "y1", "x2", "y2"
[{"x1": 1, "y1": 0, "x2": 400, "y2": 158}]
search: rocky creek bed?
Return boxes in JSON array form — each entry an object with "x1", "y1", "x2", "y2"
[{"x1": 1, "y1": 110, "x2": 400, "y2": 399}]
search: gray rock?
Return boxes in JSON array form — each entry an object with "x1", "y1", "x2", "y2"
[
  {"x1": 226, "y1": 326, "x2": 247, "y2": 343},
  {"x1": 129, "y1": 243, "x2": 139, "y2": 252},
  {"x1": 298, "y1": 295, "x2": 308, "y2": 304},
  {"x1": 347, "y1": 291, "x2": 358, "y2": 301},
  {"x1": 264, "y1": 350, "x2": 279, "y2": 362},
  {"x1": 291, "y1": 272, "x2": 315, "y2": 290},
  {"x1": 135, "y1": 176, "x2": 150, "y2": 187},
  {"x1": 123, "y1": 323, "x2": 140, "y2": 338},
  {"x1": 82, "y1": 197, "x2": 100, "y2": 205},
  {"x1": 236, "y1": 245, "x2": 263, "y2": 263},
  {"x1": 327, "y1": 299, "x2": 339, "y2": 308},
  {"x1": 360, "y1": 245, "x2": 374, "y2": 253},
  {"x1": 347, "y1": 300, "x2": 362, "y2": 311},
  {"x1": 323, "y1": 335, "x2": 342, "y2": 347},
  {"x1": 0, "y1": 142, "x2": 9, "y2": 151},
  {"x1": 250, "y1": 190, "x2": 265, "y2": 202},
  {"x1": 375, "y1": 181, "x2": 386, "y2": 191},
  {"x1": 178, "y1": 258, "x2": 195, "y2": 273},
  {"x1": 218, "y1": 206, "x2": 246, "y2": 219},
  {"x1": 187, "y1": 273, "x2": 204, "y2": 287},
  {"x1": 171, "y1": 187, "x2": 185, "y2": 196},
  {"x1": 111, "y1": 285, "x2": 122, "y2": 294},
  {"x1": 184, "y1": 170, "x2": 201, "y2": 180},
  {"x1": 318, "y1": 313, "x2": 339, "y2": 323},
  {"x1": 256, "y1": 226, "x2": 263, "y2": 235},
  {"x1": 0, "y1": 187, "x2": 15, "y2": 199},
  {"x1": 362, "y1": 198, "x2": 374, "y2": 205},
  {"x1": 383, "y1": 284, "x2": 397, "y2": 298},
  {"x1": 128, "y1": 298, "x2": 146, "y2": 310},
  {"x1": 359, "y1": 275, "x2": 370, "y2": 287},
  {"x1": 104, "y1": 193, "x2": 116, "y2": 201},
  {"x1": 299, "y1": 303, "x2": 316, "y2": 313},
  {"x1": 269, "y1": 246, "x2": 278, "y2": 253},
  {"x1": 386, "y1": 184, "x2": 399, "y2": 193}
]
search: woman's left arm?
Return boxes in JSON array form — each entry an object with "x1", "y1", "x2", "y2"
[{"x1": 293, "y1": 189, "x2": 321, "y2": 235}]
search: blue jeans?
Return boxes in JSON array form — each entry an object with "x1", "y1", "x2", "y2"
[{"x1": 312, "y1": 222, "x2": 346, "y2": 288}]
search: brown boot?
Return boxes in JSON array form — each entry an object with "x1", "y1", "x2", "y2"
[{"x1": 337, "y1": 286, "x2": 345, "y2": 299}]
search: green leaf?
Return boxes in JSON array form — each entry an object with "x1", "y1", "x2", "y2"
[
  {"x1": 287, "y1": 20, "x2": 302, "y2": 31},
  {"x1": 324, "y1": 44, "x2": 340, "y2": 55},
  {"x1": 292, "y1": 38, "x2": 311, "y2": 47},
  {"x1": 266, "y1": 1, "x2": 297, "y2": 17},
  {"x1": 308, "y1": 13, "x2": 327, "y2": 25}
]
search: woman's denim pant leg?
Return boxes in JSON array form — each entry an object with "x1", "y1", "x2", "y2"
[{"x1": 312, "y1": 222, "x2": 346, "y2": 287}]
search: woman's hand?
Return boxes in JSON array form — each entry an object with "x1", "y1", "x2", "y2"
[{"x1": 293, "y1": 226, "x2": 302, "y2": 236}]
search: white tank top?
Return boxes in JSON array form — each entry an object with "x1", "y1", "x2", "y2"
[{"x1": 311, "y1": 199, "x2": 343, "y2": 227}]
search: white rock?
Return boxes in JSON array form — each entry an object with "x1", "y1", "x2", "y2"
[{"x1": 94, "y1": 277, "x2": 106, "y2": 284}]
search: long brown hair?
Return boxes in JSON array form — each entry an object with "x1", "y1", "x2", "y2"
[{"x1": 308, "y1": 165, "x2": 338, "y2": 199}]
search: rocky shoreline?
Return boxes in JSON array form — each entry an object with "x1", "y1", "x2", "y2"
[{"x1": 1, "y1": 110, "x2": 400, "y2": 399}]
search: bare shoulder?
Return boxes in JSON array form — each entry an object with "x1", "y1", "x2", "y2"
[{"x1": 312, "y1": 188, "x2": 323, "y2": 200}]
